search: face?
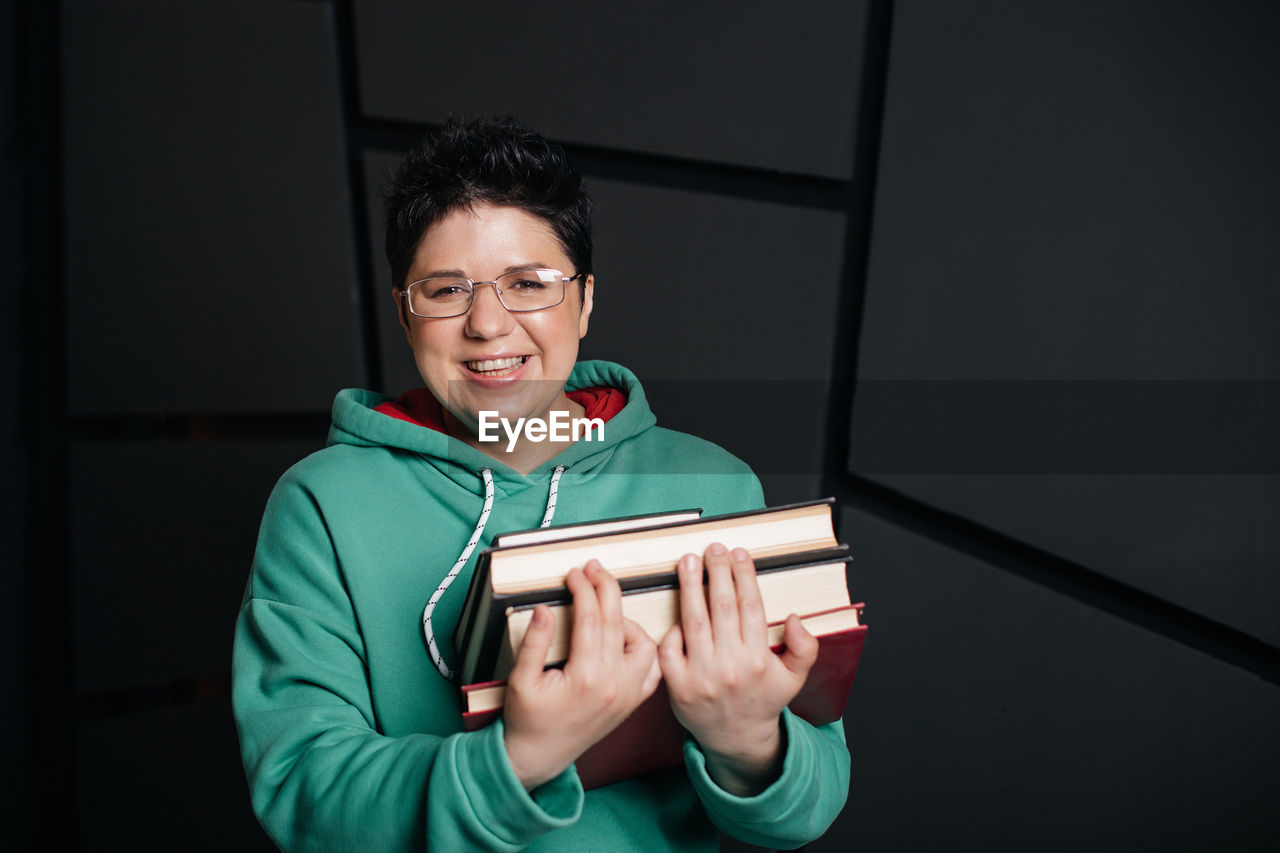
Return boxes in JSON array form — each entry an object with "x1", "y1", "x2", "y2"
[{"x1": 396, "y1": 203, "x2": 594, "y2": 437}]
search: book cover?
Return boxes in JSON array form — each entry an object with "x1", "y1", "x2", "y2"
[
  {"x1": 492, "y1": 548, "x2": 853, "y2": 679},
  {"x1": 465, "y1": 545, "x2": 850, "y2": 686},
  {"x1": 453, "y1": 506, "x2": 709, "y2": 681},
  {"x1": 453, "y1": 499, "x2": 839, "y2": 685},
  {"x1": 492, "y1": 507, "x2": 703, "y2": 549},
  {"x1": 461, "y1": 604, "x2": 867, "y2": 790},
  {"x1": 487, "y1": 498, "x2": 837, "y2": 595}
]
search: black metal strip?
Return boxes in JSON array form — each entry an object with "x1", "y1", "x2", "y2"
[
  {"x1": 19, "y1": 0, "x2": 73, "y2": 842},
  {"x1": 353, "y1": 116, "x2": 851, "y2": 211},
  {"x1": 821, "y1": 0, "x2": 896, "y2": 494},
  {"x1": 333, "y1": 0, "x2": 386, "y2": 392}
]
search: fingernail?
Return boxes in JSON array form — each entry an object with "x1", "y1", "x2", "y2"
[
  {"x1": 732, "y1": 547, "x2": 750, "y2": 561},
  {"x1": 681, "y1": 554, "x2": 699, "y2": 571},
  {"x1": 708, "y1": 542, "x2": 727, "y2": 555}
]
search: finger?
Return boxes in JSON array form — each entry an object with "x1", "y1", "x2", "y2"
[
  {"x1": 730, "y1": 547, "x2": 769, "y2": 655},
  {"x1": 777, "y1": 613, "x2": 820, "y2": 680},
  {"x1": 641, "y1": 653, "x2": 662, "y2": 699},
  {"x1": 508, "y1": 604, "x2": 554, "y2": 686},
  {"x1": 676, "y1": 553, "x2": 712, "y2": 665},
  {"x1": 658, "y1": 623, "x2": 687, "y2": 689},
  {"x1": 703, "y1": 542, "x2": 741, "y2": 647},
  {"x1": 587, "y1": 560, "x2": 624, "y2": 665},
  {"x1": 621, "y1": 617, "x2": 657, "y2": 683},
  {"x1": 563, "y1": 566, "x2": 601, "y2": 674},
  {"x1": 621, "y1": 614, "x2": 656, "y2": 654}
]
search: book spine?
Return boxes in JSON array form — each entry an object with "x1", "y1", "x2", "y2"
[
  {"x1": 506, "y1": 546, "x2": 850, "y2": 611},
  {"x1": 484, "y1": 497, "x2": 835, "y2": 557},
  {"x1": 471, "y1": 548, "x2": 852, "y2": 682}
]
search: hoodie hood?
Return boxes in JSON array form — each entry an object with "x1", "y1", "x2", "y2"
[{"x1": 327, "y1": 359, "x2": 661, "y2": 681}]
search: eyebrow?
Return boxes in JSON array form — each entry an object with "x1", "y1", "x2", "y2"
[{"x1": 419, "y1": 262, "x2": 556, "y2": 279}]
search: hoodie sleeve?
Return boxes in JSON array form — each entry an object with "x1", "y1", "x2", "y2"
[
  {"x1": 681, "y1": 469, "x2": 852, "y2": 849},
  {"x1": 682, "y1": 710, "x2": 850, "y2": 849},
  {"x1": 232, "y1": 474, "x2": 583, "y2": 852}
]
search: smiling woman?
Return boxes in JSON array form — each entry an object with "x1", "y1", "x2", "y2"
[
  {"x1": 396, "y1": 203, "x2": 594, "y2": 473},
  {"x1": 231, "y1": 116, "x2": 850, "y2": 852}
]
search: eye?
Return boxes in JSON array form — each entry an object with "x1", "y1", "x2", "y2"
[
  {"x1": 423, "y1": 280, "x2": 471, "y2": 300},
  {"x1": 507, "y1": 278, "x2": 549, "y2": 292}
]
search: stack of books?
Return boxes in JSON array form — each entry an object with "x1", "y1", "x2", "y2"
[{"x1": 454, "y1": 498, "x2": 867, "y2": 788}]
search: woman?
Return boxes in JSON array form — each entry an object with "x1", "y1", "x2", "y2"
[{"x1": 232, "y1": 116, "x2": 849, "y2": 851}]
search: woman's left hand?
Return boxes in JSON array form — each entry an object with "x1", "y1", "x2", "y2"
[{"x1": 658, "y1": 542, "x2": 820, "y2": 796}]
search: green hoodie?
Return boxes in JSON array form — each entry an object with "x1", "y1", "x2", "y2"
[{"x1": 233, "y1": 360, "x2": 850, "y2": 851}]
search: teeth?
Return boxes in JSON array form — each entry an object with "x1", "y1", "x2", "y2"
[{"x1": 467, "y1": 356, "x2": 525, "y2": 373}]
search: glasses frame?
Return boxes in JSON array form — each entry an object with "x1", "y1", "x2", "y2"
[{"x1": 401, "y1": 269, "x2": 586, "y2": 319}]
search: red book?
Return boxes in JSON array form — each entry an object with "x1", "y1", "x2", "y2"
[{"x1": 461, "y1": 605, "x2": 867, "y2": 790}]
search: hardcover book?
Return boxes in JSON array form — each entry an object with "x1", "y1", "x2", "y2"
[
  {"x1": 453, "y1": 498, "x2": 840, "y2": 685},
  {"x1": 461, "y1": 605, "x2": 867, "y2": 790}
]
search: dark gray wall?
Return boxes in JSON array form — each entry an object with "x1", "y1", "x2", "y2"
[
  {"x1": 12, "y1": 0, "x2": 1277, "y2": 850},
  {"x1": 853, "y1": 0, "x2": 1280, "y2": 646},
  {"x1": 3, "y1": 0, "x2": 30, "y2": 847},
  {"x1": 355, "y1": 0, "x2": 872, "y2": 179}
]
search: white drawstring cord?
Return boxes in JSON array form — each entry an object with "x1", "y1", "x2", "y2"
[
  {"x1": 423, "y1": 468, "x2": 493, "y2": 680},
  {"x1": 541, "y1": 465, "x2": 565, "y2": 527},
  {"x1": 423, "y1": 465, "x2": 566, "y2": 681}
]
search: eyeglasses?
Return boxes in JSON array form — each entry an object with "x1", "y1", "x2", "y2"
[{"x1": 401, "y1": 268, "x2": 585, "y2": 319}]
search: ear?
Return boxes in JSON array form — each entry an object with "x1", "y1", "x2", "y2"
[
  {"x1": 394, "y1": 288, "x2": 412, "y2": 344},
  {"x1": 577, "y1": 274, "x2": 594, "y2": 339}
]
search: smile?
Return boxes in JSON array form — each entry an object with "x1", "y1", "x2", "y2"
[{"x1": 465, "y1": 355, "x2": 530, "y2": 376}]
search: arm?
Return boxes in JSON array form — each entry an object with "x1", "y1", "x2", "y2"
[
  {"x1": 232, "y1": 474, "x2": 584, "y2": 852},
  {"x1": 659, "y1": 545, "x2": 851, "y2": 849},
  {"x1": 683, "y1": 713, "x2": 850, "y2": 849}
]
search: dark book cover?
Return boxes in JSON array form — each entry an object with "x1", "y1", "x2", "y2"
[
  {"x1": 463, "y1": 545, "x2": 850, "y2": 686},
  {"x1": 452, "y1": 499, "x2": 837, "y2": 685},
  {"x1": 461, "y1": 604, "x2": 867, "y2": 790}
]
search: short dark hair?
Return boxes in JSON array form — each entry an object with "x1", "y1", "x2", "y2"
[{"x1": 384, "y1": 116, "x2": 594, "y2": 292}]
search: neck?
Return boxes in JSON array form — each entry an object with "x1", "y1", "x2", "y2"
[{"x1": 443, "y1": 394, "x2": 587, "y2": 475}]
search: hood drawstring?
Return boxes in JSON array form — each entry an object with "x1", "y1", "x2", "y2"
[{"x1": 423, "y1": 465, "x2": 566, "y2": 681}]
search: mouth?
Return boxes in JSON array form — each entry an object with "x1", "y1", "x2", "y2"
[{"x1": 464, "y1": 355, "x2": 530, "y2": 377}]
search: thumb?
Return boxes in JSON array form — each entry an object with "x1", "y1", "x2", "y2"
[
  {"x1": 777, "y1": 613, "x2": 819, "y2": 679},
  {"x1": 642, "y1": 654, "x2": 662, "y2": 698},
  {"x1": 621, "y1": 617, "x2": 657, "y2": 676},
  {"x1": 657, "y1": 623, "x2": 687, "y2": 685},
  {"x1": 621, "y1": 615, "x2": 657, "y2": 652},
  {"x1": 508, "y1": 604, "x2": 554, "y2": 686}
]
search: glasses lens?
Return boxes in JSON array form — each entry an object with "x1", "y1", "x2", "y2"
[
  {"x1": 496, "y1": 269, "x2": 565, "y2": 311},
  {"x1": 407, "y1": 278, "x2": 472, "y2": 317}
]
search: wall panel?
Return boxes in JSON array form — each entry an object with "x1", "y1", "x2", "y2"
[
  {"x1": 354, "y1": 0, "x2": 869, "y2": 178},
  {"x1": 70, "y1": 439, "x2": 320, "y2": 693},
  {"x1": 75, "y1": 702, "x2": 274, "y2": 851},
  {"x1": 851, "y1": 0, "x2": 1280, "y2": 644},
  {"x1": 823, "y1": 507, "x2": 1280, "y2": 851},
  {"x1": 62, "y1": 0, "x2": 362, "y2": 414}
]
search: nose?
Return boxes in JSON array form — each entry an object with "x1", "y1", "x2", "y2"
[{"x1": 464, "y1": 281, "x2": 514, "y2": 338}]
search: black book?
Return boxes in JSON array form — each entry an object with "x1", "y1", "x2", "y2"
[{"x1": 452, "y1": 498, "x2": 838, "y2": 685}]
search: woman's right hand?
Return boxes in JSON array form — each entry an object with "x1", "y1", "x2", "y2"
[{"x1": 501, "y1": 560, "x2": 661, "y2": 790}]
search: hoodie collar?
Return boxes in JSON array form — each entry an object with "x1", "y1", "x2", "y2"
[{"x1": 326, "y1": 360, "x2": 657, "y2": 491}]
